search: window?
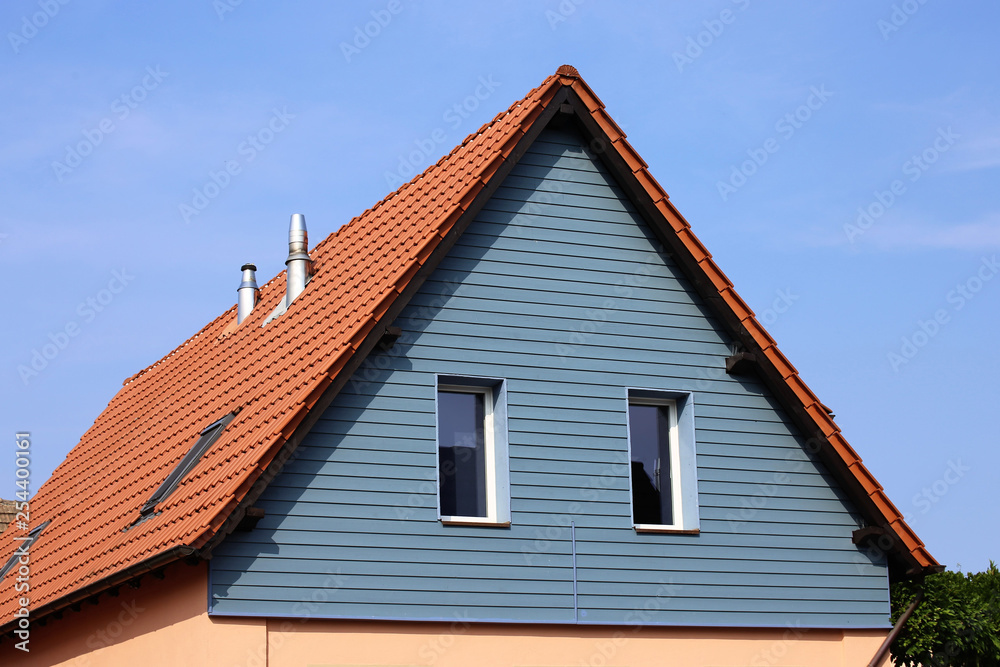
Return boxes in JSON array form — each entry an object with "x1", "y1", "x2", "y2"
[
  {"x1": 436, "y1": 376, "x2": 509, "y2": 525},
  {"x1": 627, "y1": 390, "x2": 699, "y2": 532},
  {"x1": 140, "y1": 413, "x2": 235, "y2": 517},
  {"x1": 0, "y1": 520, "x2": 49, "y2": 582}
]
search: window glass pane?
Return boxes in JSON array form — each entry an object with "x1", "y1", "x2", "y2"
[
  {"x1": 438, "y1": 390, "x2": 487, "y2": 517},
  {"x1": 629, "y1": 403, "x2": 673, "y2": 525}
]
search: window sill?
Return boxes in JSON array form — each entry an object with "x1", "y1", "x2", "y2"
[
  {"x1": 634, "y1": 524, "x2": 700, "y2": 535},
  {"x1": 441, "y1": 517, "x2": 510, "y2": 527}
]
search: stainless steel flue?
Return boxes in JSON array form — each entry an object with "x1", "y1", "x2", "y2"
[
  {"x1": 285, "y1": 213, "x2": 311, "y2": 307},
  {"x1": 237, "y1": 263, "x2": 259, "y2": 324}
]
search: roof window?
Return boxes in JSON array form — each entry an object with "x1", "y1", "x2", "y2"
[
  {"x1": 139, "y1": 414, "x2": 235, "y2": 517},
  {"x1": 0, "y1": 520, "x2": 50, "y2": 582}
]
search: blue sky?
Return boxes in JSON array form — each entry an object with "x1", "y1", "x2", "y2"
[{"x1": 1, "y1": 1, "x2": 996, "y2": 572}]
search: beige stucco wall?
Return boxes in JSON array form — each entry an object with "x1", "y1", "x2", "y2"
[
  {"x1": 0, "y1": 562, "x2": 889, "y2": 666},
  {"x1": 263, "y1": 619, "x2": 888, "y2": 667},
  {"x1": 0, "y1": 561, "x2": 264, "y2": 666}
]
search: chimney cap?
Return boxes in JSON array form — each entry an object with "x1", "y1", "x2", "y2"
[{"x1": 241, "y1": 263, "x2": 257, "y2": 272}]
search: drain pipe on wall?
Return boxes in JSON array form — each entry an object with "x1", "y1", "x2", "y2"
[{"x1": 868, "y1": 590, "x2": 924, "y2": 667}]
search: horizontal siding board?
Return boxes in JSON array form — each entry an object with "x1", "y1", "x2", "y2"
[
  {"x1": 478, "y1": 195, "x2": 640, "y2": 225},
  {"x1": 433, "y1": 255, "x2": 685, "y2": 294},
  {"x1": 294, "y1": 448, "x2": 432, "y2": 469},
  {"x1": 581, "y1": 582, "x2": 887, "y2": 603},
  {"x1": 577, "y1": 570, "x2": 885, "y2": 590},
  {"x1": 214, "y1": 560, "x2": 572, "y2": 583},
  {"x1": 213, "y1": 543, "x2": 572, "y2": 568},
  {"x1": 490, "y1": 186, "x2": 635, "y2": 216},
  {"x1": 404, "y1": 306, "x2": 727, "y2": 348},
  {"x1": 210, "y1": 599, "x2": 576, "y2": 623},
  {"x1": 498, "y1": 172, "x2": 619, "y2": 197},
  {"x1": 216, "y1": 575, "x2": 572, "y2": 597},
  {"x1": 416, "y1": 273, "x2": 698, "y2": 310},
  {"x1": 576, "y1": 595, "x2": 883, "y2": 615},
  {"x1": 508, "y1": 161, "x2": 612, "y2": 187},
  {"x1": 576, "y1": 553, "x2": 885, "y2": 577},
  {"x1": 211, "y1": 127, "x2": 888, "y2": 627},
  {"x1": 577, "y1": 609, "x2": 886, "y2": 628},
  {"x1": 406, "y1": 295, "x2": 719, "y2": 337},
  {"x1": 474, "y1": 203, "x2": 653, "y2": 235},
  {"x1": 510, "y1": 381, "x2": 777, "y2": 411},
  {"x1": 404, "y1": 347, "x2": 736, "y2": 384},
  {"x1": 698, "y1": 480, "x2": 846, "y2": 501},
  {"x1": 406, "y1": 333, "x2": 724, "y2": 371}
]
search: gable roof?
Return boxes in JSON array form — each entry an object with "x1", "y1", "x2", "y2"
[{"x1": 0, "y1": 65, "x2": 939, "y2": 632}]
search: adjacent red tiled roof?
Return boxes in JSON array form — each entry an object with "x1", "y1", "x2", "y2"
[
  {"x1": 0, "y1": 66, "x2": 937, "y2": 630},
  {"x1": 0, "y1": 502, "x2": 15, "y2": 536}
]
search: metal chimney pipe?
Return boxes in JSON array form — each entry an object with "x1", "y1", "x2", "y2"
[
  {"x1": 237, "y1": 263, "x2": 259, "y2": 324},
  {"x1": 285, "y1": 213, "x2": 311, "y2": 307}
]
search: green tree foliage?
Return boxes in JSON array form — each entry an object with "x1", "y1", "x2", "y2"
[{"x1": 891, "y1": 562, "x2": 1000, "y2": 666}]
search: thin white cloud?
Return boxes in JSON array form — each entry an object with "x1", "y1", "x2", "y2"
[
  {"x1": 797, "y1": 212, "x2": 1000, "y2": 252},
  {"x1": 882, "y1": 217, "x2": 1000, "y2": 250},
  {"x1": 944, "y1": 133, "x2": 1000, "y2": 174}
]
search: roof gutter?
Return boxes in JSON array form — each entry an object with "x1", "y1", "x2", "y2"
[
  {"x1": 868, "y1": 590, "x2": 923, "y2": 667},
  {"x1": 0, "y1": 545, "x2": 196, "y2": 639}
]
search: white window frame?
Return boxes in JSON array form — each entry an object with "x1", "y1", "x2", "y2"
[
  {"x1": 626, "y1": 389, "x2": 700, "y2": 533},
  {"x1": 436, "y1": 378, "x2": 510, "y2": 526}
]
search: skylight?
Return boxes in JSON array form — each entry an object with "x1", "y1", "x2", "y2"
[
  {"x1": 139, "y1": 414, "x2": 235, "y2": 517},
  {"x1": 0, "y1": 520, "x2": 50, "y2": 582}
]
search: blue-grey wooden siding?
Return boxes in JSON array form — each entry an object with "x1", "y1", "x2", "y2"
[{"x1": 209, "y1": 127, "x2": 889, "y2": 628}]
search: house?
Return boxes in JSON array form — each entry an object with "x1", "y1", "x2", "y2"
[
  {"x1": 0, "y1": 502, "x2": 15, "y2": 535},
  {"x1": 0, "y1": 65, "x2": 939, "y2": 666}
]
